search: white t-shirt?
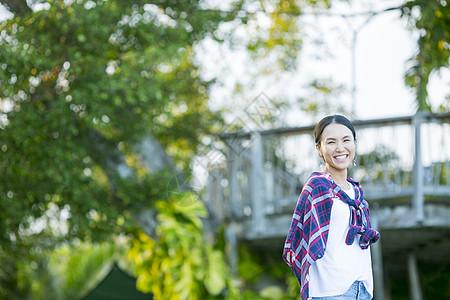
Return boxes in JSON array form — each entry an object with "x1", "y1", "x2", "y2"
[{"x1": 309, "y1": 183, "x2": 373, "y2": 297}]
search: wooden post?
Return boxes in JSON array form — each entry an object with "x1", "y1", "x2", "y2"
[
  {"x1": 371, "y1": 215, "x2": 385, "y2": 300},
  {"x1": 265, "y1": 163, "x2": 275, "y2": 214},
  {"x1": 226, "y1": 221, "x2": 238, "y2": 277},
  {"x1": 407, "y1": 252, "x2": 423, "y2": 300},
  {"x1": 250, "y1": 132, "x2": 265, "y2": 235},
  {"x1": 413, "y1": 113, "x2": 424, "y2": 222},
  {"x1": 226, "y1": 150, "x2": 239, "y2": 276},
  {"x1": 206, "y1": 168, "x2": 222, "y2": 221}
]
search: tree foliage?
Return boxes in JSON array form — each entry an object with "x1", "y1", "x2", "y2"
[
  {"x1": 402, "y1": 0, "x2": 450, "y2": 111},
  {"x1": 126, "y1": 192, "x2": 235, "y2": 300},
  {"x1": 0, "y1": 0, "x2": 239, "y2": 298}
]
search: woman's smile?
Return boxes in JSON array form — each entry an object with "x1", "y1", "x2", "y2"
[
  {"x1": 334, "y1": 154, "x2": 349, "y2": 162},
  {"x1": 316, "y1": 123, "x2": 356, "y2": 174}
]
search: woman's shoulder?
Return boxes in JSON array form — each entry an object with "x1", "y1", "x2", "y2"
[
  {"x1": 347, "y1": 176, "x2": 360, "y2": 184},
  {"x1": 347, "y1": 176, "x2": 362, "y2": 188},
  {"x1": 305, "y1": 172, "x2": 333, "y2": 189}
]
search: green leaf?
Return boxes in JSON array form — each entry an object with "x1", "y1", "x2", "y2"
[{"x1": 204, "y1": 247, "x2": 227, "y2": 296}]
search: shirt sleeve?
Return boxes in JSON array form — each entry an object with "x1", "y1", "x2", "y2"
[
  {"x1": 282, "y1": 185, "x2": 308, "y2": 268},
  {"x1": 303, "y1": 180, "x2": 332, "y2": 260}
]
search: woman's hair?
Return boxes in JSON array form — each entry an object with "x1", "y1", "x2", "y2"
[{"x1": 314, "y1": 114, "x2": 356, "y2": 145}]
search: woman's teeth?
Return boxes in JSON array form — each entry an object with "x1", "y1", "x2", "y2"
[{"x1": 335, "y1": 155, "x2": 347, "y2": 161}]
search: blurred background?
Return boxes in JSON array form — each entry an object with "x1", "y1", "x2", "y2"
[{"x1": 0, "y1": 0, "x2": 449, "y2": 299}]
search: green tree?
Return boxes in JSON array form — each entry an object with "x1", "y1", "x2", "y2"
[
  {"x1": 0, "y1": 0, "x2": 240, "y2": 298},
  {"x1": 402, "y1": 0, "x2": 450, "y2": 111}
]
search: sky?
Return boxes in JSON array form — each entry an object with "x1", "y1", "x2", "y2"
[
  {"x1": 322, "y1": 0, "x2": 449, "y2": 120},
  {"x1": 199, "y1": 0, "x2": 450, "y2": 124},
  {"x1": 301, "y1": 0, "x2": 419, "y2": 120}
]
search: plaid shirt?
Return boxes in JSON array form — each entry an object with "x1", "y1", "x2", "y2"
[{"x1": 282, "y1": 172, "x2": 380, "y2": 300}]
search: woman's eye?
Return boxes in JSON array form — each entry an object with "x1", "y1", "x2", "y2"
[{"x1": 327, "y1": 141, "x2": 335, "y2": 144}]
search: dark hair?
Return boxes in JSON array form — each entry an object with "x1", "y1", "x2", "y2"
[{"x1": 314, "y1": 114, "x2": 356, "y2": 145}]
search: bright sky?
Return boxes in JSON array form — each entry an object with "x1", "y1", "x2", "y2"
[
  {"x1": 301, "y1": 0, "x2": 419, "y2": 120},
  {"x1": 201, "y1": 0, "x2": 450, "y2": 124},
  {"x1": 318, "y1": 0, "x2": 450, "y2": 120}
]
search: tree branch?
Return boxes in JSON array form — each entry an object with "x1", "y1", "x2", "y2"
[{"x1": 85, "y1": 128, "x2": 219, "y2": 241}]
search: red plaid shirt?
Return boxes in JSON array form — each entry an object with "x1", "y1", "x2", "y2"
[{"x1": 282, "y1": 172, "x2": 380, "y2": 300}]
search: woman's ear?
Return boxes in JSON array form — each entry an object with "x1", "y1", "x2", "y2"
[{"x1": 315, "y1": 144, "x2": 322, "y2": 159}]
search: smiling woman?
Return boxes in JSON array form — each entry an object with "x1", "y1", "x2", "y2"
[
  {"x1": 314, "y1": 115, "x2": 357, "y2": 186},
  {"x1": 282, "y1": 114, "x2": 380, "y2": 300}
]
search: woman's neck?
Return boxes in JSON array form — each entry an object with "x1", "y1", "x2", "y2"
[{"x1": 324, "y1": 166, "x2": 348, "y2": 188}]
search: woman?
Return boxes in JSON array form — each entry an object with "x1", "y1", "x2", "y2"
[{"x1": 282, "y1": 114, "x2": 380, "y2": 300}]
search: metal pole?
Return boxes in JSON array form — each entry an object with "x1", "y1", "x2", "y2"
[
  {"x1": 350, "y1": 31, "x2": 357, "y2": 120},
  {"x1": 342, "y1": 13, "x2": 377, "y2": 120},
  {"x1": 413, "y1": 113, "x2": 424, "y2": 222},
  {"x1": 407, "y1": 252, "x2": 423, "y2": 300}
]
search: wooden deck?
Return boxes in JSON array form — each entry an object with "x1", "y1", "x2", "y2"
[{"x1": 202, "y1": 112, "x2": 450, "y2": 300}]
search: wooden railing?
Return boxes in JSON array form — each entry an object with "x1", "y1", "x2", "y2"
[
  {"x1": 201, "y1": 111, "x2": 450, "y2": 300},
  {"x1": 204, "y1": 112, "x2": 450, "y2": 236}
]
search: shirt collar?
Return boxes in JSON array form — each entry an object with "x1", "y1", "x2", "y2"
[{"x1": 311, "y1": 171, "x2": 360, "y2": 185}]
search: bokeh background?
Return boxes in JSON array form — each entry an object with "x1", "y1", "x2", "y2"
[{"x1": 0, "y1": 0, "x2": 449, "y2": 299}]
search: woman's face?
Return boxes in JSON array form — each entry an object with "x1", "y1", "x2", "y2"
[{"x1": 316, "y1": 123, "x2": 356, "y2": 173}]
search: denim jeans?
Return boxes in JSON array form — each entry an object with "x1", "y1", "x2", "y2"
[{"x1": 311, "y1": 281, "x2": 372, "y2": 300}]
